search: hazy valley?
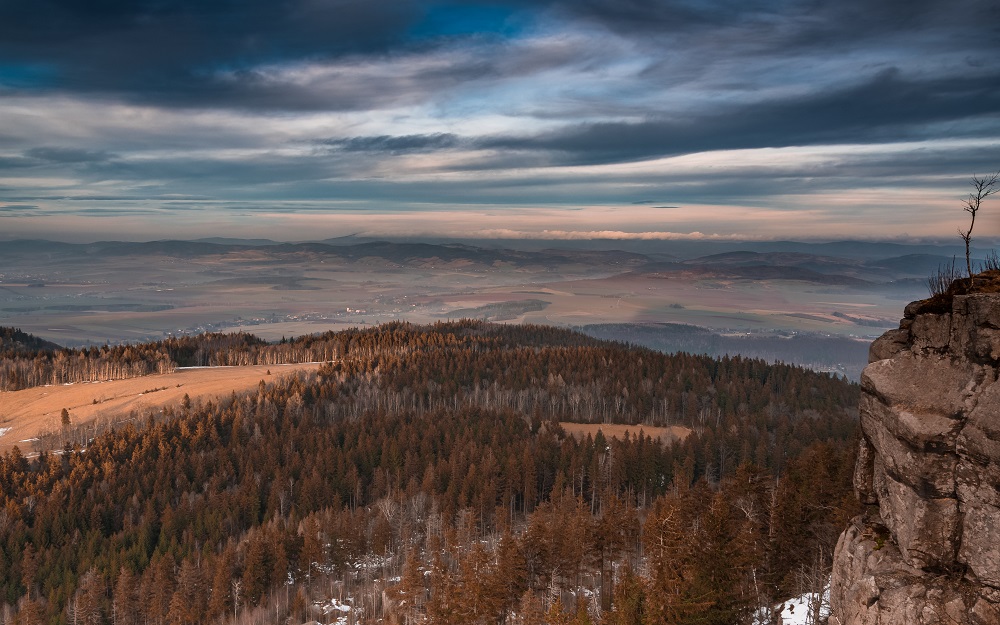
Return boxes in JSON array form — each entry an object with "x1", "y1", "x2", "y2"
[{"x1": 1, "y1": 237, "x2": 974, "y2": 380}]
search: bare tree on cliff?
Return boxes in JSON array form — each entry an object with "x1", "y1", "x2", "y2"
[{"x1": 959, "y1": 170, "x2": 999, "y2": 288}]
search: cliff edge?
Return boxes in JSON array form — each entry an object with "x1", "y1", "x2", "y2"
[{"x1": 830, "y1": 290, "x2": 1000, "y2": 625}]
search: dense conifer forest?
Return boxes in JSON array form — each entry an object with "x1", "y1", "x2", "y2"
[
  {"x1": 0, "y1": 321, "x2": 860, "y2": 624},
  {"x1": 1, "y1": 323, "x2": 598, "y2": 392},
  {"x1": 0, "y1": 329, "x2": 60, "y2": 358}
]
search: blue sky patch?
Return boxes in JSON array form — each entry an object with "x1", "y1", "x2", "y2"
[
  {"x1": 411, "y1": 3, "x2": 523, "y2": 39},
  {"x1": 0, "y1": 63, "x2": 57, "y2": 88}
]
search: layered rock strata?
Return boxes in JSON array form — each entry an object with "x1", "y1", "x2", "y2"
[{"x1": 830, "y1": 294, "x2": 1000, "y2": 625}]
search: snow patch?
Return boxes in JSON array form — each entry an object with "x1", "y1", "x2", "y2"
[
  {"x1": 776, "y1": 584, "x2": 830, "y2": 625},
  {"x1": 312, "y1": 597, "x2": 352, "y2": 625},
  {"x1": 354, "y1": 554, "x2": 392, "y2": 571},
  {"x1": 0, "y1": 427, "x2": 11, "y2": 437}
]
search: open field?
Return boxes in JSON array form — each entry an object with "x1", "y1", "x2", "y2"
[
  {"x1": 560, "y1": 422, "x2": 692, "y2": 444},
  {"x1": 0, "y1": 362, "x2": 322, "y2": 453}
]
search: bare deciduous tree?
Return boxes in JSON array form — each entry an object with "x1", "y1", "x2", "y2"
[{"x1": 959, "y1": 170, "x2": 999, "y2": 288}]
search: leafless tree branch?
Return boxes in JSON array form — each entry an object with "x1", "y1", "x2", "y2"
[{"x1": 959, "y1": 170, "x2": 999, "y2": 288}]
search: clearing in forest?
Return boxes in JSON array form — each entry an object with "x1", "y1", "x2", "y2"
[
  {"x1": 560, "y1": 421, "x2": 691, "y2": 444},
  {"x1": 0, "y1": 362, "x2": 322, "y2": 453}
]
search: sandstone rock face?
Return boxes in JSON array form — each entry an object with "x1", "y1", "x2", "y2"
[{"x1": 830, "y1": 294, "x2": 1000, "y2": 625}]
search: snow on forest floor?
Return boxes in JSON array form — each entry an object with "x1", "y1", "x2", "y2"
[
  {"x1": 776, "y1": 585, "x2": 830, "y2": 625},
  {"x1": 300, "y1": 580, "x2": 830, "y2": 625},
  {"x1": 311, "y1": 597, "x2": 352, "y2": 625}
]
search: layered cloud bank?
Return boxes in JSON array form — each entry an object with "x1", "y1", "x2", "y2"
[{"x1": 0, "y1": 0, "x2": 998, "y2": 241}]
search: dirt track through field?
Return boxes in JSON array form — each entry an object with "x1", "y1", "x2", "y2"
[{"x1": 0, "y1": 363, "x2": 322, "y2": 452}]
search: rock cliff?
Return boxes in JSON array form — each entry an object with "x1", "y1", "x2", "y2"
[{"x1": 830, "y1": 292, "x2": 1000, "y2": 625}]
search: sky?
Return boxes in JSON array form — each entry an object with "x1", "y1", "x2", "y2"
[{"x1": 0, "y1": 0, "x2": 998, "y2": 243}]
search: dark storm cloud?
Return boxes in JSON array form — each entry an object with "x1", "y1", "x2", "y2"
[
  {"x1": 556, "y1": 0, "x2": 749, "y2": 33},
  {"x1": 72, "y1": 148, "x2": 400, "y2": 194},
  {"x1": 1, "y1": 0, "x2": 996, "y2": 119},
  {"x1": 0, "y1": 1, "x2": 593, "y2": 112},
  {"x1": 561, "y1": 0, "x2": 999, "y2": 44},
  {"x1": 0, "y1": 156, "x2": 36, "y2": 169},
  {"x1": 2, "y1": 148, "x2": 115, "y2": 170},
  {"x1": 323, "y1": 133, "x2": 461, "y2": 152},
  {"x1": 481, "y1": 69, "x2": 1000, "y2": 165},
  {"x1": 25, "y1": 147, "x2": 115, "y2": 163},
  {"x1": 0, "y1": 0, "x2": 421, "y2": 103},
  {"x1": 0, "y1": 0, "x2": 419, "y2": 62}
]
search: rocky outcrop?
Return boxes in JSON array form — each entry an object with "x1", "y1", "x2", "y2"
[{"x1": 830, "y1": 293, "x2": 1000, "y2": 625}]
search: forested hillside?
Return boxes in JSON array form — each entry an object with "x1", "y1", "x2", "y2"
[
  {"x1": 0, "y1": 330, "x2": 305, "y2": 391},
  {"x1": 0, "y1": 321, "x2": 859, "y2": 624},
  {"x1": 1, "y1": 324, "x2": 592, "y2": 392},
  {"x1": 0, "y1": 328, "x2": 61, "y2": 356}
]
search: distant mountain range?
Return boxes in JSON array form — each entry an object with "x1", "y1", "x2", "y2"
[
  {"x1": 390, "y1": 236, "x2": 987, "y2": 262},
  {"x1": 0, "y1": 239, "x2": 647, "y2": 271},
  {"x1": 1, "y1": 237, "x2": 988, "y2": 286}
]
